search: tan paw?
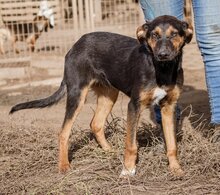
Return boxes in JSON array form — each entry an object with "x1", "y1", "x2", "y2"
[
  {"x1": 119, "y1": 167, "x2": 136, "y2": 178},
  {"x1": 59, "y1": 163, "x2": 71, "y2": 173},
  {"x1": 170, "y1": 165, "x2": 184, "y2": 177},
  {"x1": 101, "y1": 143, "x2": 112, "y2": 152}
]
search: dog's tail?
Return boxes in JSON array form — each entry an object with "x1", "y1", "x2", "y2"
[{"x1": 9, "y1": 80, "x2": 66, "y2": 114}]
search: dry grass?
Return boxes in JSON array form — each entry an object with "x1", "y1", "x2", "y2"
[{"x1": 0, "y1": 112, "x2": 220, "y2": 195}]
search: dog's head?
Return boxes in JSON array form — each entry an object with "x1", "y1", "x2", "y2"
[
  {"x1": 33, "y1": 15, "x2": 53, "y2": 33},
  {"x1": 137, "y1": 15, "x2": 193, "y2": 61}
]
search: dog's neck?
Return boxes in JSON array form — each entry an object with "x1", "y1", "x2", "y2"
[{"x1": 152, "y1": 52, "x2": 183, "y2": 86}]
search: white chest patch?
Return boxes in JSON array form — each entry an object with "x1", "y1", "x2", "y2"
[{"x1": 152, "y1": 87, "x2": 167, "y2": 105}]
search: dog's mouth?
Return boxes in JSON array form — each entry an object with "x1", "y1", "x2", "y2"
[
  {"x1": 155, "y1": 56, "x2": 174, "y2": 62},
  {"x1": 154, "y1": 52, "x2": 177, "y2": 62}
]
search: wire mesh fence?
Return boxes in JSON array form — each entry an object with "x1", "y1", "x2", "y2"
[{"x1": 0, "y1": 0, "x2": 142, "y2": 63}]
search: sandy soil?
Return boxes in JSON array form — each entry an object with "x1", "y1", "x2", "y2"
[{"x1": 0, "y1": 40, "x2": 220, "y2": 194}]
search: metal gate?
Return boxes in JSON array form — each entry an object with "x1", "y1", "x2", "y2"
[{"x1": 0, "y1": 0, "x2": 142, "y2": 63}]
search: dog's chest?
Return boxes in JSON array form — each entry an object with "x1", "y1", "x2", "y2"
[
  {"x1": 152, "y1": 87, "x2": 167, "y2": 105},
  {"x1": 139, "y1": 86, "x2": 168, "y2": 106}
]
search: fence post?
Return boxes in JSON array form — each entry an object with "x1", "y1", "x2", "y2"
[
  {"x1": 84, "y1": 0, "x2": 90, "y2": 30},
  {"x1": 94, "y1": 0, "x2": 102, "y2": 23},
  {"x1": 78, "y1": 0, "x2": 84, "y2": 33},
  {"x1": 89, "y1": 0, "x2": 95, "y2": 32},
  {"x1": 0, "y1": 12, "x2": 3, "y2": 26},
  {"x1": 72, "y1": 0, "x2": 79, "y2": 40}
]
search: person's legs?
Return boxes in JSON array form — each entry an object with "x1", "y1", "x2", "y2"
[
  {"x1": 154, "y1": 104, "x2": 181, "y2": 124},
  {"x1": 139, "y1": 0, "x2": 184, "y2": 21},
  {"x1": 192, "y1": 0, "x2": 220, "y2": 123}
]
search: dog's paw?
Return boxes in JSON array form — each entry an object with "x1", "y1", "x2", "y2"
[
  {"x1": 170, "y1": 165, "x2": 184, "y2": 177},
  {"x1": 59, "y1": 163, "x2": 71, "y2": 173},
  {"x1": 119, "y1": 167, "x2": 136, "y2": 178},
  {"x1": 102, "y1": 144, "x2": 113, "y2": 152}
]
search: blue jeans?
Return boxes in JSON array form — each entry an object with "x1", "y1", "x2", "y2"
[
  {"x1": 154, "y1": 105, "x2": 180, "y2": 124},
  {"x1": 140, "y1": 0, "x2": 220, "y2": 124}
]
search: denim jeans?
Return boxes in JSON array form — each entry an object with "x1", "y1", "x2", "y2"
[
  {"x1": 154, "y1": 104, "x2": 180, "y2": 124},
  {"x1": 140, "y1": 0, "x2": 220, "y2": 124}
]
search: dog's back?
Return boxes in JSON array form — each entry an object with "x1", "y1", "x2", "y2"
[
  {"x1": 67, "y1": 32, "x2": 153, "y2": 96},
  {"x1": 6, "y1": 21, "x2": 37, "y2": 40},
  {"x1": 72, "y1": 32, "x2": 138, "y2": 60}
]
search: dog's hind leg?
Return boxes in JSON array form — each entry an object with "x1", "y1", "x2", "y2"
[
  {"x1": 58, "y1": 84, "x2": 90, "y2": 173},
  {"x1": 90, "y1": 85, "x2": 119, "y2": 151}
]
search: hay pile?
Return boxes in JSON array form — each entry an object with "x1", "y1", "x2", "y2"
[{"x1": 0, "y1": 114, "x2": 219, "y2": 194}]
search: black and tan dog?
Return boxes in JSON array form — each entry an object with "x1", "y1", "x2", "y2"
[
  {"x1": 10, "y1": 15, "x2": 193, "y2": 177},
  {"x1": 1, "y1": 15, "x2": 52, "y2": 54}
]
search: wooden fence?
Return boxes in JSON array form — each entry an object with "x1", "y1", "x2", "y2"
[
  {"x1": 0, "y1": 0, "x2": 142, "y2": 63},
  {"x1": 0, "y1": 0, "x2": 60, "y2": 22}
]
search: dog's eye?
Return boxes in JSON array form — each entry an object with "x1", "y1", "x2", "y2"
[
  {"x1": 171, "y1": 32, "x2": 178, "y2": 38},
  {"x1": 152, "y1": 33, "x2": 160, "y2": 40}
]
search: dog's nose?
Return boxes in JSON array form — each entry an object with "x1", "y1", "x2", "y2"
[{"x1": 158, "y1": 51, "x2": 169, "y2": 59}]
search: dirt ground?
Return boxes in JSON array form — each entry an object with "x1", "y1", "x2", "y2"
[{"x1": 0, "y1": 40, "x2": 220, "y2": 194}]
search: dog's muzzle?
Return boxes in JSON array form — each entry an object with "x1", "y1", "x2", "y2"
[
  {"x1": 155, "y1": 51, "x2": 175, "y2": 61},
  {"x1": 154, "y1": 40, "x2": 176, "y2": 61},
  {"x1": 157, "y1": 50, "x2": 171, "y2": 61}
]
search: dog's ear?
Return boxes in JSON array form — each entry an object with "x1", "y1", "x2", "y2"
[
  {"x1": 136, "y1": 21, "x2": 150, "y2": 44},
  {"x1": 44, "y1": 23, "x2": 48, "y2": 32},
  {"x1": 42, "y1": 20, "x2": 50, "y2": 32},
  {"x1": 33, "y1": 16, "x2": 39, "y2": 21},
  {"x1": 49, "y1": 23, "x2": 54, "y2": 29},
  {"x1": 182, "y1": 21, "x2": 193, "y2": 44}
]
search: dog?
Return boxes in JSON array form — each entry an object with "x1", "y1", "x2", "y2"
[
  {"x1": 0, "y1": 27, "x2": 12, "y2": 54},
  {"x1": 1, "y1": 15, "x2": 52, "y2": 54},
  {"x1": 10, "y1": 15, "x2": 193, "y2": 177}
]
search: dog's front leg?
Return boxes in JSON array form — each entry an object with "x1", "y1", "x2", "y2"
[
  {"x1": 0, "y1": 40, "x2": 5, "y2": 54},
  {"x1": 26, "y1": 34, "x2": 36, "y2": 52},
  {"x1": 120, "y1": 100, "x2": 141, "y2": 177},
  {"x1": 161, "y1": 102, "x2": 184, "y2": 176},
  {"x1": 11, "y1": 35, "x2": 20, "y2": 54}
]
